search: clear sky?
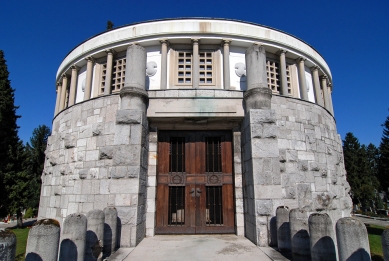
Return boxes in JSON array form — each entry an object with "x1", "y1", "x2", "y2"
[{"x1": 0, "y1": 0, "x2": 388, "y2": 146}]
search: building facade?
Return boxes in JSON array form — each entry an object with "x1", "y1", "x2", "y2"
[{"x1": 39, "y1": 18, "x2": 352, "y2": 247}]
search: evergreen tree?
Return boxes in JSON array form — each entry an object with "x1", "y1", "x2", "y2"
[
  {"x1": 0, "y1": 50, "x2": 22, "y2": 216},
  {"x1": 378, "y1": 112, "x2": 389, "y2": 192},
  {"x1": 25, "y1": 125, "x2": 51, "y2": 209},
  {"x1": 343, "y1": 132, "x2": 379, "y2": 208}
]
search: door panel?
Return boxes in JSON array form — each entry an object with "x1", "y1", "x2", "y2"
[{"x1": 155, "y1": 131, "x2": 235, "y2": 234}]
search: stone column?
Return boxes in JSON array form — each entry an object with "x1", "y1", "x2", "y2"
[
  {"x1": 113, "y1": 43, "x2": 148, "y2": 247},
  {"x1": 192, "y1": 38, "x2": 199, "y2": 89},
  {"x1": 311, "y1": 66, "x2": 324, "y2": 106},
  {"x1": 0, "y1": 228, "x2": 16, "y2": 260},
  {"x1": 54, "y1": 82, "x2": 62, "y2": 115},
  {"x1": 276, "y1": 206, "x2": 291, "y2": 252},
  {"x1": 59, "y1": 74, "x2": 68, "y2": 111},
  {"x1": 104, "y1": 49, "x2": 114, "y2": 95},
  {"x1": 86, "y1": 210, "x2": 105, "y2": 261},
  {"x1": 223, "y1": 39, "x2": 231, "y2": 90},
  {"x1": 84, "y1": 56, "x2": 94, "y2": 101},
  {"x1": 336, "y1": 217, "x2": 370, "y2": 261},
  {"x1": 25, "y1": 219, "x2": 60, "y2": 261},
  {"x1": 328, "y1": 83, "x2": 334, "y2": 115},
  {"x1": 59, "y1": 213, "x2": 87, "y2": 261},
  {"x1": 68, "y1": 65, "x2": 79, "y2": 106},
  {"x1": 244, "y1": 43, "x2": 272, "y2": 110},
  {"x1": 160, "y1": 39, "x2": 168, "y2": 89},
  {"x1": 103, "y1": 207, "x2": 118, "y2": 258},
  {"x1": 321, "y1": 75, "x2": 331, "y2": 113},
  {"x1": 308, "y1": 213, "x2": 336, "y2": 261},
  {"x1": 297, "y1": 57, "x2": 308, "y2": 101},
  {"x1": 289, "y1": 209, "x2": 310, "y2": 261},
  {"x1": 278, "y1": 49, "x2": 289, "y2": 96}
]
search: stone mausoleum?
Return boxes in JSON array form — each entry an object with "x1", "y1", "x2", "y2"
[{"x1": 38, "y1": 18, "x2": 352, "y2": 247}]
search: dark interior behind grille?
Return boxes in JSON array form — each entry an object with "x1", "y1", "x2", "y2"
[
  {"x1": 206, "y1": 137, "x2": 221, "y2": 173},
  {"x1": 170, "y1": 137, "x2": 185, "y2": 173},
  {"x1": 206, "y1": 186, "x2": 223, "y2": 225}
]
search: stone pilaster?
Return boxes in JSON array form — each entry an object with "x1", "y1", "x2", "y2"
[
  {"x1": 297, "y1": 57, "x2": 308, "y2": 101},
  {"x1": 104, "y1": 49, "x2": 115, "y2": 95},
  {"x1": 160, "y1": 39, "x2": 168, "y2": 89},
  {"x1": 84, "y1": 56, "x2": 94, "y2": 101},
  {"x1": 223, "y1": 39, "x2": 231, "y2": 89},
  {"x1": 311, "y1": 66, "x2": 324, "y2": 106},
  {"x1": 192, "y1": 39, "x2": 199, "y2": 88},
  {"x1": 54, "y1": 82, "x2": 62, "y2": 115},
  {"x1": 59, "y1": 74, "x2": 68, "y2": 111},
  {"x1": 242, "y1": 108, "x2": 281, "y2": 246},
  {"x1": 278, "y1": 49, "x2": 289, "y2": 96},
  {"x1": 68, "y1": 65, "x2": 79, "y2": 107},
  {"x1": 112, "y1": 43, "x2": 149, "y2": 247},
  {"x1": 328, "y1": 83, "x2": 334, "y2": 115}
]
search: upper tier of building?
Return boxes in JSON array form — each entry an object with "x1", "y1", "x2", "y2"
[{"x1": 54, "y1": 18, "x2": 334, "y2": 116}]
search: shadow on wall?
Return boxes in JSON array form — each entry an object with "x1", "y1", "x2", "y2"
[
  {"x1": 311, "y1": 236, "x2": 336, "y2": 260},
  {"x1": 59, "y1": 239, "x2": 78, "y2": 261},
  {"x1": 117, "y1": 216, "x2": 122, "y2": 249},
  {"x1": 103, "y1": 223, "x2": 113, "y2": 258},
  {"x1": 269, "y1": 216, "x2": 277, "y2": 247},
  {"x1": 346, "y1": 248, "x2": 370, "y2": 261},
  {"x1": 85, "y1": 230, "x2": 100, "y2": 261},
  {"x1": 25, "y1": 252, "x2": 43, "y2": 261}
]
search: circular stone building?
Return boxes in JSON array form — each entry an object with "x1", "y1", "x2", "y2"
[{"x1": 39, "y1": 18, "x2": 352, "y2": 247}]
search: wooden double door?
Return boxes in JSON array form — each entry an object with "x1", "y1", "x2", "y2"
[{"x1": 155, "y1": 130, "x2": 235, "y2": 234}]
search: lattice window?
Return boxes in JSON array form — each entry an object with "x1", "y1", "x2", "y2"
[
  {"x1": 177, "y1": 52, "x2": 192, "y2": 85},
  {"x1": 100, "y1": 57, "x2": 126, "y2": 94},
  {"x1": 266, "y1": 60, "x2": 280, "y2": 94},
  {"x1": 199, "y1": 52, "x2": 213, "y2": 85},
  {"x1": 286, "y1": 65, "x2": 292, "y2": 95}
]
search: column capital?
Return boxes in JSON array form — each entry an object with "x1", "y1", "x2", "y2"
[
  {"x1": 105, "y1": 49, "x2": 115, "y2": 55},
  {"x1": 71, "y1": 64, "x2": 79, "y2": 71},
  {"x1": 277, "y1": 49, "x2": 287, "y2": 55},
  {"x1": 159, "y1": 38, "x2": 170, "y2": 45},
  {"x1": 191, "y1": 38, "x2": 200, "y2": 44},
  {"x1": 56, "y1": 82, "x2": 62, "y2": 87},
  {"x1": 310, "y1": 65, "x2": 319, "y2": 72},
  {"x1": 253, "y1": 42, "x2": 264, "y2": 47},
  {"x1": 61, "y1": 73, "x2": 69, "y2": 80},
  {"x1": 296, "y1": 57, "x2": 306, "y2": 63},
  {"x1": 222, "y1": 39, "x2": 232, "y2": 46},
  {"x1": 320, "y1": 74, "x2": 328, "y2": 80},
  {"x1": 85, "y1": 56, "x2": 94, "y2": 62}
]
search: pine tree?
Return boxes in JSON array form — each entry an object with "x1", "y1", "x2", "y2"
[
  {"x1": 343, "y1": 132, "x2": 379, "y2": 208},
  {"x1": 0, "y1": 50, "x2": 22, "y2": 216},
  {"x1": 25, "y1": 125, "x2": 51, "y2": 209},
  {"x1": 378, "y1": 112, "x2": 389, "y2": 192}
]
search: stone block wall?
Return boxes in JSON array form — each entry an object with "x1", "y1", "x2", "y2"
[
  {"x1": 242, "y1": 95, "x2": 352, "y2": 246},
  {"x1": 38, "y1": 95, "x2": 149, "y2": 247}
]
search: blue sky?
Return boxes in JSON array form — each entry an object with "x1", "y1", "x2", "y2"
[{"x1": 0, "y1": 0, "x2": 388, "y2": 146}]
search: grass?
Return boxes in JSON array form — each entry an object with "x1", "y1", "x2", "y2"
[
  {"x1": 366, "y1": 224, "x2": 386, "y2": 261},
  {"x1": 10, "y1": 227, "x2": 30, "y2": 261}
]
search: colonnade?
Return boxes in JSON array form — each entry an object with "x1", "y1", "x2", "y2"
[{"x1": 54, "y1": 39, "x2": 334, "y2": 116}]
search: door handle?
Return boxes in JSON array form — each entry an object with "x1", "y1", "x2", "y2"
[
  {"x1": 196, "y1": 188, "x2": 202, "y2": 197},
  {"x1": 190, "y1": 188, "x2": 195, "y2": 197}
]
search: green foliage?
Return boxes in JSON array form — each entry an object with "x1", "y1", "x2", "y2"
[
  {"x1": 0, "y1": 50, "x2": 23, "y2": 216},
  {"x1": 378, "y1": 111, "x2": 389, "y2": 191},
  {"x1": 343, "y1": 133, "x2": 380, "y2": 207},
  {"x1": 107, "y1": 20, "x2": 114, "y2": 30},
  {"x1": 24, "y1": 207, "x2": 34, "y2": 218}
]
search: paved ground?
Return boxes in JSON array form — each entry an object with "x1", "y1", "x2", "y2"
[
  {"x1": 108, "y1": 234, "x2": 290, "y2": 261},
  {"x1": 354, "y1": 215, "x2": 389, "y2": 227}
]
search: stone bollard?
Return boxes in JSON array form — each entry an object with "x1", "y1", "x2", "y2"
[
  {"x1": 276, "y1": 206, "x2": 291, "y2": 252},
  {"x1": 336, "y1": 217, "x2": 371, "y2": 261},
  {"x1": 59, "y1": 213, "x2": 87, "y2": 261},
  {"x1": 85, "y1": 209, "x2": 105, "y2": 261},
  {"x1": 25, "y1": 219, "x2": 60, "y2": 261},
  {"x1": 308, "y1": 213, "x2": 336, "y2": 261},
  {"x1": 382, "y1": 229, "x2": 389, "y2": 261},
  {"x1": 103, "y1": 207, "x2": 118, "y2": 258},
  {"x1": 0, "y1": 228, "x2": 16, "y2": 261},
  {"x1": 289, "y1": 209, "x2": 310, "y2": 261}
]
